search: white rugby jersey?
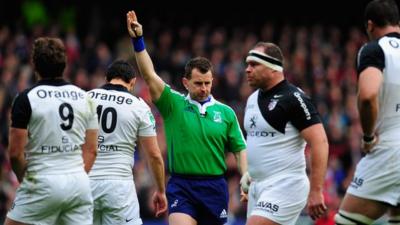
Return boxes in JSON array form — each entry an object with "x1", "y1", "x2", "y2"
[
  {"x1": 244, "y1": 80, "x2": 321, "y2": 180},
  {"x1": 357, "y1": 32, "x2": 400, "y2": 146},
  {"x1": 88, "y1": 84, "x2": 156, "y2": 179},
  {"x1": 11, "y1": 79, "x2": 98, "y2": 174}
]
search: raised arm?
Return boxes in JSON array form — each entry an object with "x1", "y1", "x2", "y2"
[
  {"x1": 126, "y1": 10, "x2": 165, "y2": 101},
  {"x1": 138, "y1": 136, "x2": 167, "y2": 217},
  {"x1": 301, "y1": 123, "x2": 328, "y2": 220}
]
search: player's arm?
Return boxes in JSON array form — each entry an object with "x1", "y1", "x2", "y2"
[
  {"x1": 126, "y1": 10, "x2": 165, "y2": 102},
  {"x1": 138, "y1": 136, "x2": 167, "y2": 217},
  {"x1": 235, "y1": 149, "x2": 250, "y2": 202},
  {"x1": 82, "y1": 129, "x2": 98, "y2": 173},
  {"x1": 8, "y1": 128, "x2": 28, "y2": 183},
  {"x1": 357, "y1": 67, "x2": 382, "y2": 152},
  {"x1": 300, "y1": 123, "x2": 328, "y2": 220}
]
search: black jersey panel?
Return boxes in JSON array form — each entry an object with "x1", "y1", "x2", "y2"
[
  {"x1": 11, "y1": 90, "x2": 32, "y2": 129},
  {"x1": 357, "y1": 41, "x2": 384, "y2": 75}
]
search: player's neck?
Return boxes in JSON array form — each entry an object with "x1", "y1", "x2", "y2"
[
  {"x1": 374, "y1": 26, "x2": 400, "y2": 39},
  {"x1": 262, "y1": 75, "x2": 284, "y2": 92},
  {"x1": 38, "y1": 76, "x2": 63, "y2": 81},
  {"x1": 109, "y1": 79, "x2": 131, "y2": 90}
]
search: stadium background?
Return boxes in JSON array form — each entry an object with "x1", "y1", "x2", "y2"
[{"x1": 0, "y1": 0, "x2": 387, "y2": 224}]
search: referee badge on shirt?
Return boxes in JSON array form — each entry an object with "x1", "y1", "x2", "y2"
[
  {"x1": 213, "y1": 111, "x2": 222, "y2": 123},
  {"x1": 268, "y1": 99, "x2": 278, "y2": 111}
]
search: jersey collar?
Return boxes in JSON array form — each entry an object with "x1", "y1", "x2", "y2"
[
  {"x1": 385, "y1": 32, "x2": 400, "y2": 39},
  {"x1": 37, "y1": 78, "x2": 69, "y2": 86},
  {"x1": 259, "y1": 79, "x2": 288, "y2": 97},
  {"x1": 101, "y1": 83, "x2": 130, "y2": 93},
  {"x1": 186, "y1": 94, "x2": 216, "y2": 115}
]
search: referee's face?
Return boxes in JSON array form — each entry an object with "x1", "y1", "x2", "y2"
[{"x1": 183, "y1": 68, "x2": 213, "y2": 102}]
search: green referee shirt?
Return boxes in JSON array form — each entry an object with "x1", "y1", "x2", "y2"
[{"x1": 154, "y1": 85, "x2": 246, "y2": 176}]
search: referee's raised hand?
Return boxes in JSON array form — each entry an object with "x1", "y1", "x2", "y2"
[{"x1": 126, "y1": 10, "x2": 143, "y2": 38}]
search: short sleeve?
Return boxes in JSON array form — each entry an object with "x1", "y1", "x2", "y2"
[
  {"x1": 11, "y1": 91, "x2": 32, "y2": 129},
  {"x1": 138, "y1": 102, "x2": 157, "y2": 137},
  {"x1": 288, "y1": 91, "x2": 321, "y2": 132},
  {"x1": 154, "y1": 84, "x2": 183, "y2": 119},
  {"x1": 357, "y1": 42, "x2": 385, "y2": 75},
  {"x1": 227, "y1": 108, "x2": 247, "y2": 152}
]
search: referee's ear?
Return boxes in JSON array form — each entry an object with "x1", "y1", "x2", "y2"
[{"x1": 182, "y1": 77, "x2": 189, "y2": 91}]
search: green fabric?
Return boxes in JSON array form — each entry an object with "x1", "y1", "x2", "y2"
[{"x1": 154, "y1": 85, "x2": 246, "y2": 175}]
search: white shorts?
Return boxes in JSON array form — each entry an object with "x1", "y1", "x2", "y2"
[
  {"x1": 7, "y1": 172, "x2": 93, "y2": 225},
  {"x1": 91, "y1": 179, "x2": 142, "y2": 225},
  {"x1": 347, "y1": 146, "x2": 400, "y2": 206},
  {"x1": 247, "y1": 174, "x2": 309, "y2": 225}
]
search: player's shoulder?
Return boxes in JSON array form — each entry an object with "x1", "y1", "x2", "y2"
[
  {"x1": 284, "y1": 85, "x2": 312, "y2": 105},
  {"x1": 17, "y1": 85, "x2": 37, "y2": 98},
  {"x1": 135, "y1": 97, "x2": 152, "y2": 109},
  {"x1": 287, "y1": 84, "x2": 309, "y2": 98},
  {"x1": 358, "y1": 40, "x2": 382, "y2": 56},
  {"x1": 12, "y1": 86, "x2": 36, "y2": 107}
]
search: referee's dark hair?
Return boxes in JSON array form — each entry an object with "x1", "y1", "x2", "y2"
[
  {"x1": 32, "y1": 37, "x2": 66, "y2": 79},
  {"x1": 106, "y1": 60, "x2": 136, "y2": 83},
  {"x1": 184, "y1": 57, "x2": 214, "y2": 79}
]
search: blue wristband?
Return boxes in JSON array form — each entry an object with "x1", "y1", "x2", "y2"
[{"x1": 132, "y1": 36, "x2": 145, "y2": 52}]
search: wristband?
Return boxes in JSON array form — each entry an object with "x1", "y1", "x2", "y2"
[
  {"x1": 362, "y1": 134, "x2": 375, "y2": 144},
  {"x1": 132, "y1": 36, "x2": 145, "y2": 52}
]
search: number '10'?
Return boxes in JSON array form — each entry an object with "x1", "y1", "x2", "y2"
[{"x1": 96, "y1": 105, "x2": 117, "y2": 133}]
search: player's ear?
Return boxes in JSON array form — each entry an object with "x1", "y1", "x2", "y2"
[
  {"x1": 366, "y1": 20, "x2": 374, "y2": 33},
  {"x1": 129, "y1": 78, "x2": 136, "y2": 91}
]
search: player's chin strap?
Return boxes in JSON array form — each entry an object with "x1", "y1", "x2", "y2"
[
  {"x1": 388, "y1": 215, "x2": 400, "y2": 225},
  {"x1": 334, "y1": 210, "x2": 374, "y2": 225}
]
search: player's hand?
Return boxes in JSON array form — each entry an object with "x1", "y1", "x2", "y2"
[
  {"x1": 240, "y1": 171, "x2": 251, "y2": 194},
  {"x1": 126, "y1": 10, "x2": 143, "y2": 38},
  {"x1": 240, "y1": 189, "x2": 248, "y2": 202},
  {"x1": 307, "y1": 190, "x2": 327, "y2": 220},
  {"x1": 361, "y1": 134, "x2": 378, "y2": 154},
  {"x1": 152, "y1": 191, "x2": 167, "y2": 217}
]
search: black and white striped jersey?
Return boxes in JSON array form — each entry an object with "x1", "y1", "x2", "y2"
[
  {"x1": 244, "y1": 80, "x2": 321, "y2": 180},
  {"x1": 88, "y1": 84, "x2": 156, "y2": 179},
  {"x1": 11, "y1": 79, "x2": 98, "y2": 174},
  {"x1": 357, "y1": 32, "x2": 400, "y2": 147}
]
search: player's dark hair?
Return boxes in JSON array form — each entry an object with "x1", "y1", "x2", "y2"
[
  {"x1": 365, "y1": 0, "x2": 399, "y2": 27},
  {"x1": 254, "y1": 42, "x2": 284, "y2": 65},
  {"x1": 32, "y1": 37, "x2": 66, "y2": 79},
  {"x1": 106, "y1": 60, "x2": 135, "y2": 83},
  {"x1": 184, "y1": 57, "x2": 213, "y2": 79}
]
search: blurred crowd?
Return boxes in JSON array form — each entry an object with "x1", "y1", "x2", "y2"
[{"x1": 0, "y1": 5, "x2": 369, "y2": 224}]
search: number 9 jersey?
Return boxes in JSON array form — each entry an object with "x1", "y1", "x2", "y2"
[{"x1": 11, "y1": 79, "x2": 98, "y2": 174}]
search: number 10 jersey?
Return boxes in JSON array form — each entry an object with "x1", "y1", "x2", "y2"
[{"x1": 88, "y1": 83, "x2": 157, "y2": 179}]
